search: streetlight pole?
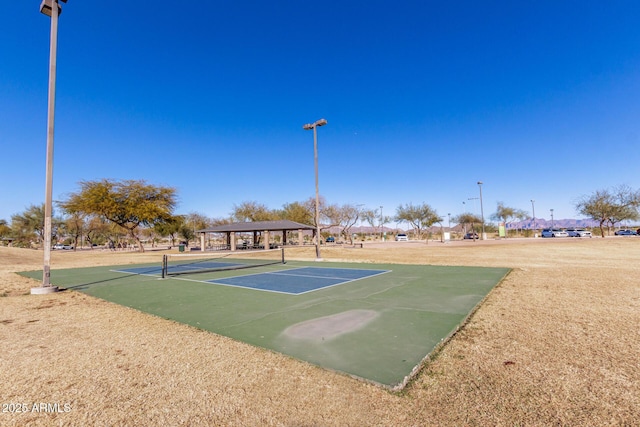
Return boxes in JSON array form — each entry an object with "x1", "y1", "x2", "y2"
[
  {"x1": 303, "y1": 118, "x2": 327, "y2": 260},
  {"x1": 477, "y1": 181, "x2": 485, "y2": 240},
  {"x1": 530, "y1": 199, "x2": 536, "y2": 232},
  {"x1": 379, "y1": 205, "x2": 383, "y2": 241},
  {"x1": 33, "y1": 0, "x2": 68, "y2": 295},
  {"x1": 550, "y1": 209, "x2": 554, "y2": 229}
]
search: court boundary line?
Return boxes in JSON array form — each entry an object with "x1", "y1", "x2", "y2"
[
  {"x1": 208, "y1": 267, "x2": 392, "y2": 295},
  {"x1": 110, "y1": 268, "x2": 162, "y2": 279}
]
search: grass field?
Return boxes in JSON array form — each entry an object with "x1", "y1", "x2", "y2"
[{"x1": 1, "y1": 238, "x2": 639, "y2": 426}]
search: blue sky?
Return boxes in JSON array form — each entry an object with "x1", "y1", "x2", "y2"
[{"x1": 2, "y1": 1, "x2": 639, "y2": 224}]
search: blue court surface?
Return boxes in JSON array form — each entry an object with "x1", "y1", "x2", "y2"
[{"x1": 207, "y1": 267, "x2": 390, "y2": 294}]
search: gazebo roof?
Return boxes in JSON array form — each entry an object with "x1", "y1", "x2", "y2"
[{"x1": 198, "y1": 220, "x2": 315, "y2": 233}]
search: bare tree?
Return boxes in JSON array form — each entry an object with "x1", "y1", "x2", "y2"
[
  {"x1": 336, "y1": 204, "x2": 362, "y2": 244},
  {"x1": 360, "y1": 209, "x2": 377, "y2": 237},
  {"x1": 575, "y1": 185, "x2": 640, "y2": 237}
]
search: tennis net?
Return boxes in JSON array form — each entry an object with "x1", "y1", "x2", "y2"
[{"x1": 161, "y1": 248, "x2": 285, "y2": 278}]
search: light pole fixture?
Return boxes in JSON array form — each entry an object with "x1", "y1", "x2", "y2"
[
  {"x1": 477, "y1": 181, "x2": 485, "y2": 240},
  {"x1": 530, "y1": 199, "x2": 536, "y2": 231},
  {"x1": 303, "y1": 118, "x2": 327, "y2": 260},
  {"x1": 33, "y1": 0, "x2": 68, "y2": 295}
]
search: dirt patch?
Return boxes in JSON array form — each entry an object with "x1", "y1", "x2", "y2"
[{"x1": 282, "y1": 309, "x2": 379, "y2": 341}]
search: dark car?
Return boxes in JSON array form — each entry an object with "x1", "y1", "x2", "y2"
[
  {"x1": 615, "y1": 229, "x2": 637, "y2": 236},
  {"x1": 325, "y1": 236, "x2": 335, "y2": 243},
  {"x1": 463, "y1": 232, "x2": 479, "y2": 240}
]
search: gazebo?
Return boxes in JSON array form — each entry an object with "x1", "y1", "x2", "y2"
[{"x1": 197, "y1": 220, "x2": 316, "y2": 251}]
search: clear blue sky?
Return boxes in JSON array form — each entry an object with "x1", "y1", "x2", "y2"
[{"x1": 2, "y1": 1, "x2": 639, "y2": 224}]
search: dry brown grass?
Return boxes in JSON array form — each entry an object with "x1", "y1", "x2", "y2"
[{"x1": 1, "y1": 238, "x2": 639, "y2": 426}]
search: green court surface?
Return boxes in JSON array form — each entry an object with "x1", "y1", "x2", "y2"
[{"x1": 21, "y1": 260, "x2": 510, "y2": 389}]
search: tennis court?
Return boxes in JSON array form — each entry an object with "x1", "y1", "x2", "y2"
[{"x1": 22, "y1": 253, "x2": 510, "y2": 390}]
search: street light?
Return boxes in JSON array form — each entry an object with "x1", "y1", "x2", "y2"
[
  {"x1": 477, "y1": 181, "x2": 485, "y2": 240},
  {"x1": 530, "y1": 199, "x2": 536, "y2": 231},
  {"x1": 303, "y1": 118, "x2": 327, "y2": 260},
  {"x1": 550, "y1": 208, "x2": 554, "y2": 229},
  {"x1": 379, "y1": 205, "x2": 383, "y2": 240},
  {"x1": 33, "y1": 0, "x2": 68, "y2": 295}
]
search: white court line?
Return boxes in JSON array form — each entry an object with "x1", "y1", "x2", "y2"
[{"x1": 267, "y1": 267, "x2": 391, "y2": 282}]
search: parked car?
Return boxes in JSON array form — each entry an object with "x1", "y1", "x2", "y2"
[
  {"x1": 463, "y1": 232, "x2": 479, "y2": 240},
  {"x1": 395, "y1": 233, "x2": 409, "y2": 241},
  {"x1": 325, "y1": 236, "x2": 335, "y2": 243},
  {"x1": 541, "y1": 228, "x2": 569, "y2": 238},
  {"x1": 53, "y1": 243, "x2": 74, "y2": 250},
  {"x1": 566, "y1": 228, "x2": 592, "y2": 238},
  {"x1": 615, "y1": 229, "x2": 637, "y2": 236}
]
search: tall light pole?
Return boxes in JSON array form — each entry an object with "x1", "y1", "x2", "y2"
[
  {"x1": 477, "y1": 181, "x2": 485, "y2": 240},
  {"x1": 303, "y1": 118, "x2": 327, "y2": 260},
  {"x1": 33, "y1": 0, "x2": 68, "y2": 295},
  {"x1": 530, "y1": 199, "x2": 536, "y2": 232},
  {"x1": 550, "y1": 208, "x2": 554, "y2": 229},
  {"x1": 379, "y1": 205, "x2": 383, "y2": 240}
]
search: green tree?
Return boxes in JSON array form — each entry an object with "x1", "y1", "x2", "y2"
[
  {"x1": 184, "y1": 212, "x2": 214, "y2": 247},
  {"x1": 395, "y1": 203, "x2": 442, "y2": 241},
  {"x1": 153, "y1": 215, "x2": 185, "y2": 247},
  {"x1": 59, "y1": 212, "x2": 86, "y2": 250},
  {"x1": 231, "y1": 201, "x2": 275, "y2": 222},
  {"x1": 490, "y1": 202, "x2": 528, "y2": 237},
  {"x1": 10, "y1": 204, "x2": 63, "y2": 247},
  {"x1": 0, "y1": 219, "x2": 10, "y2": 240},
  {"x1": 11, "y1": 204, "x2": 45, "y2": 245},
  {"x1": 278, "y1": 201, "x2": 314, "y2": 225},
  {"x1": 60, "y1": 179, "x2": 177, "y2": 252},
  {"x1": 454, "y1": 212, "x2": 482, "y2": 238},
  {"x1": 84, "y1": 215, "x2": 113, "y2": 248},
  {"x1": 575, "y1": 185, "x2": 640, "y2": 237}
]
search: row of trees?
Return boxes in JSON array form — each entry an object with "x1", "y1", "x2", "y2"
[{"x1": 2, "y1": 180, "x2": 639, "y2": 250}]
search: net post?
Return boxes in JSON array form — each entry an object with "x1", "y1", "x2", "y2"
[
  {"x1": 161, "y1": 254, "x2": 167, "y2": 279},
  {"x1": 281, "y1": 247, "x2": 285, "y2": 264}
]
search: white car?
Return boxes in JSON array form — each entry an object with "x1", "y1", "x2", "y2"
[
  {"x1": 541, "y1": 228, "x2": 569, "y2": 238},
  {"x1": 53, "y1": 243, "x2": 74, "y2": 250},
  {"x1": 395, "y1": 233, "x2": 409, "y2": 241},
  {"x1": 566, "y1": 228, "x2": 592, "y2": 238}
]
